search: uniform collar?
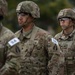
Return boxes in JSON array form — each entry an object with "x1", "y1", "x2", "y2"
[
  {"x1": 22, "y1": 29, "x2": 32, "y2": 39},
  {"x1": 19, "y1": 25, "x2": 36, "y2": 40},
  {"x1": 59, "y1": 29, "x2": 75, "y2": 40}
]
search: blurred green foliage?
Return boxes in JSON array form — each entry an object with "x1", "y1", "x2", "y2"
[{"x1": 3, "y1": 0, "x2": 74, "y2": 35}]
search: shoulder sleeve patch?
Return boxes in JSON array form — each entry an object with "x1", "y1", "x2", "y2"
[
  {"x1": 51, "y1": 38, "x2": 58, "y2": 45},
  {"x1": 8, "y1": 37, "x2": 20, "y2": 46}
]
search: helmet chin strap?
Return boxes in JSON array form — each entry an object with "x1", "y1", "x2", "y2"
[{"x1": 21, "y1": 14, "x2": 33, "y2": 28}]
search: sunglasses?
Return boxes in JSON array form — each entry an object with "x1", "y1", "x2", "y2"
[
  {"x1": 17, "y1": 12, "x2": 29, "y2": 16},
  {"x1": 59, "y1": 17, "x2": 70, "y2": 21}
]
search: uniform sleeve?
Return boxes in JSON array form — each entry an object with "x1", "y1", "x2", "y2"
[
  {"x1": 45, "y1": 35, "x2": 63, "y2": 75},
  {"x1": 0, "y1": 45, "x2": 20, "y2": 75}
]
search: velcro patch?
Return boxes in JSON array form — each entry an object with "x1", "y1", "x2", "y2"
[
  {"x1": 51, "y1": 38, "x2": 58, "y2": 45},
  {"x1": 8, "y1": 38, "x2": 20, "y2": 46}
]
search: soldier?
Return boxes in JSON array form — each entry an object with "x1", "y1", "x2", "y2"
[
  {"x1": 0, "y1": 0, "x2": 20, "y2": 75},
  {"x1": 55, "y1": 8, "x2": 75, "y2": 75},
  {"x1": 15, "y1": 1, "x2": 61, "y2": 75}
]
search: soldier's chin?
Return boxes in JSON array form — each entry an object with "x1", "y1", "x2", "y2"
[
  {"x1": 61, "y1": 27, "x2": 67, "y2": 30},
  {"x1": 19, "y1": 24, "x2": 23, "y2": 27}
]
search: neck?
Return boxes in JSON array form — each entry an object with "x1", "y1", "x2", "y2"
[
  {"x1": 23, "y1": 23, "x2": 34, "y2": 32},
  {"x1": 63, "y1": 26, "x2": 74, "y2": 36}
]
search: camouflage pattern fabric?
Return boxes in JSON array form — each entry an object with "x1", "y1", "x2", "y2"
[
  {"x1": 16, "y1": 1, "x2": 40, "y2": 18},
  {"x1": 55, "y1": 29, "x2": 75, "y2": 75},
  {"x1": 0, "y1": 23, "x2": 20, "y2": 75},
  {"x1": 15, "y1": 25, "x2": 61, "y2": 75},
  {"x1": 0, "y1": 0, "x2": 8, "y2": 16},
  {"x1": 57, "y1": 8, "x2": 75, "y2": 20}
]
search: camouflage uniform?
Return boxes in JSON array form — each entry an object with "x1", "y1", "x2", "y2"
[
  {"x1": 0, "y1": 0, "x2": 20, "y2": 75},
  {"x1": 15, "y1": 1, "x2": 61, "y2": 75},
  {"x1": 15, "y1": 25, "x2": 61, "y2": 75},
  {"x1": 0, "y1": 23, "x2": 20, "y2": 75},
  {"x1": 55, "y1": 8, "x2": 75, "y2": 75}
]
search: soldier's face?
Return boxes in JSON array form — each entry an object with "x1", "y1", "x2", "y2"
[
  {"x1": 59, "y1": 18, "x2": 72, "y2": 30},
  {"x1": 17, "y1": 12, "x2": 32, "y2": 27}
]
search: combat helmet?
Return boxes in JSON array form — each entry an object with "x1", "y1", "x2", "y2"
[
  {"x1": 16, "y1": 1, "x2": 40, "y2": 18},
  {"x1": 57, "y1": 8, "x2": 75, "y2": 20},
  {"x1": 0, "y1": 0, "x2": 8, "y2": 20}
]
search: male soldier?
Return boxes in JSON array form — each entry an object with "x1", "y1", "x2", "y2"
[
  {"x1": 15, "y1": 1, "x2": 61, "y2": 75},
  {"x1": 55, "y1": 8, "x2": 75, "y2": 75},
  {"x1": 0, "y1": 0, "x2": 20, "y2": 75}
]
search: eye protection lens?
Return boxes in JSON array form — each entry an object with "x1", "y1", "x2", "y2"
[
  {"x1": 59, "y1": 18, "x2": 70, "y2": 21},
  {"x1": 17, "y1": 12, "x2": 29, "y2": 16}
]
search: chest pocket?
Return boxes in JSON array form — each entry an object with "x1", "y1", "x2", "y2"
[
  {"x1": 59, "y1": 40, "x2": 75, "y2": 65},
  {"x1": 29, "y1": 39, "x2": 44, "y2": 56},
  {"x1": 19, "y1": 40, "x2": 35, "y2": 58},
  {"x1": 31, "y1": 39, "x2": 45, "y2": 57},
  {"x1": 59, "y1": 41, "x2": 73, "y2": 56}
]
